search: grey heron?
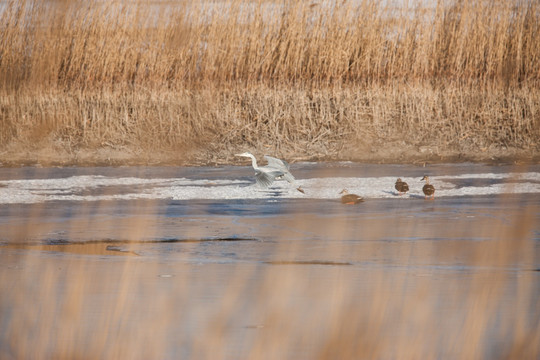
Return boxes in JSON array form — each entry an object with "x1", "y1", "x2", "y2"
[
  {"x1": 235, "y1": 152, "x2": 295, "y2": 188},
  {"x1": 339, "y1": 189, "x2": 364, "y2": 204},
  {"x1": 421, "y1": 175, "x2": 435, "y2": 200},
  {"x1": 395, "y1": 178, "x2": 409, "y2": 195}
]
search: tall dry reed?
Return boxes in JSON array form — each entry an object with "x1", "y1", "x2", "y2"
[
  {"x1": 1, "y1": 0, "x2": 539, "y2": 90},
  {"x1": 0, "y1": 0, "x2": 539, "y2": 163}
]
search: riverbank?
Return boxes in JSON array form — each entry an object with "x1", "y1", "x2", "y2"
[
  {"x1": 1, "y1": 84, "x2": 539, "y2": 167},
  {"x1": 0, "y1": 140, "x2": 538, "y2": 168}
]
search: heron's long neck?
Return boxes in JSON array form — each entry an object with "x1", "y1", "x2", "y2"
[{"x1": 248, "y1": 155, "x2": 259, "y2": 170}]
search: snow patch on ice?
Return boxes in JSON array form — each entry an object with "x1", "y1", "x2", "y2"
[{"x1": 0, "y1": 172, "x2": 539, "y2": 204}]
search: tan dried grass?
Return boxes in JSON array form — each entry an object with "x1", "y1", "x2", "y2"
[
  {"x1": 1, "y1": 83, "x2": 538, "y2": 164},
  {"x1": 1, "y1": 0, "x2": 539, "y2": 90},
  {"x1": 0, "y1": 0, "x2": 539, "y2": 163}
]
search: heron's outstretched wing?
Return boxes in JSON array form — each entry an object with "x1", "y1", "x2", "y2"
[
  {"x1": 264, "y1": 156, "x2": 290, "y2": 170},
  {"x1": 264, "y1": 156, "x2": 295, "y2": 183},
  {"x1": 255, "y1": 170, "x2": 284, "y2": 188}
]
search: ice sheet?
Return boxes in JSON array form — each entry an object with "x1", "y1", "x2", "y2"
[{"x1": 0, "y1": 171, "x2": 539, "y2": 204}]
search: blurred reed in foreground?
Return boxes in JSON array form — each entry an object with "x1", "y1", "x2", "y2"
[{"x1": 0, "y1": 195, "x2": 538, "y2": 359}]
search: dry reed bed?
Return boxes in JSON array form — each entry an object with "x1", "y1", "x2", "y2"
[
  {"x1": 1, "y1": 0, "x2": 539, "y2": 88},
  {"x1": 1, "y1": 84, "x2": 539, "y2": 164},
  {"x1": 1, "y1": 0, "x2": 539, "y2": 163}
]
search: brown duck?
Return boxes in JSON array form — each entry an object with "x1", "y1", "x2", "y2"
[
  {"x1": 394, "y1": 178, "x2": 409, "y2": 195},
  {"x1": 421, "y1": 176, "x2": 435, "y2": 200},
  {"x1": 340, "y1": 189, "x2": 364, "y2": 204}
]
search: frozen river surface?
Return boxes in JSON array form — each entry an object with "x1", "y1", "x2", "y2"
[
  {"x1": 0, "y1": 162, "x2": 539, "y2": 245},
  {"x1": 1, "y1": 162, "x2": 540, "y2": 204}
]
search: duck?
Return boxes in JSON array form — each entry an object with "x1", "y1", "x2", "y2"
[
  {"x1": 340, "y1": 189, "x2": 364, "y2": 204},
  {"x1": 421, "y1": 175, "x2": 435, "y2": 200},
  {"x1": 394, "y1": 178, "x2": 409, "y2": 195}
]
